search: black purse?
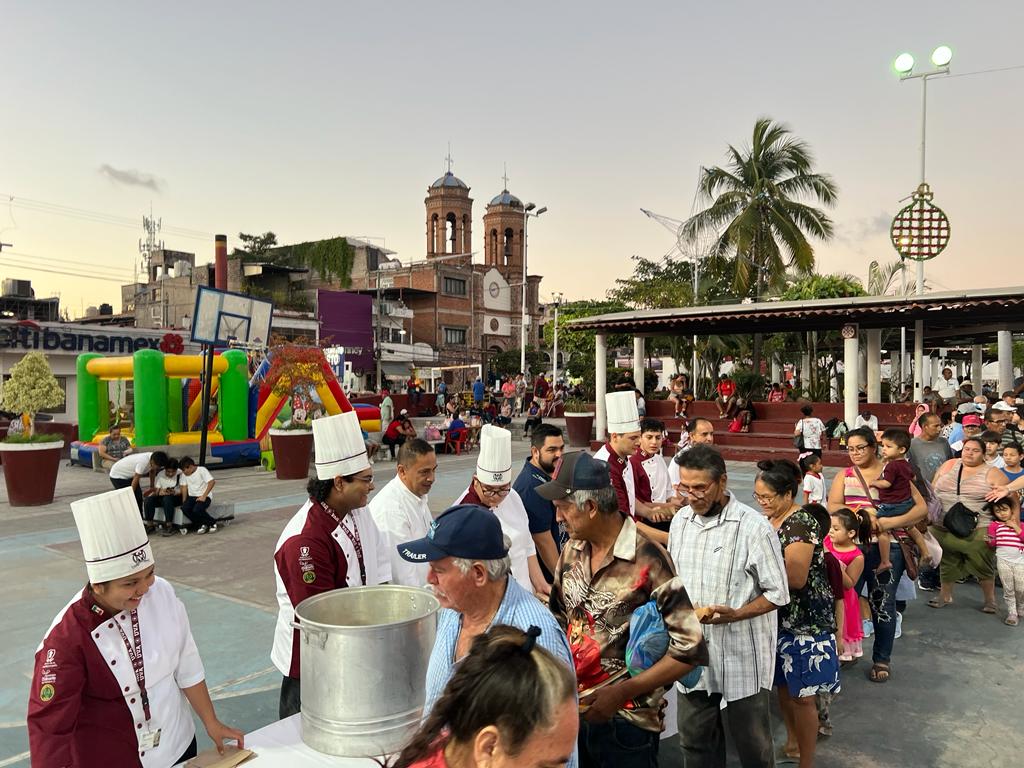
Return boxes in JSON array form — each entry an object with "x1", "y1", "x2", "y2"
[
  {"x1": 794, "y1": 420, "x2": 806, "y2": 450},
  {"x1": 943, "y1": 465, "x2": 979, "y2": 539}
]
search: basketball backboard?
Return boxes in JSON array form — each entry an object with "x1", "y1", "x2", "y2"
[{"x1": 191, "y1": 286, "x2": 273, "y2": 348}]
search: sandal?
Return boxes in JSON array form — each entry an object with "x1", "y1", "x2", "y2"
[
  {"x1": 927, "y1": 597, "x2": 952, "y2": 609},
  {"x1": 981, "y1": 603, "x2": 997, "y2": 614},
  {"x1": 1005, "y1": 616, "x2": 1019, "y2": 626},
  {"x1": 868, "y1": 663, "x2": 890, "y2": 683}
]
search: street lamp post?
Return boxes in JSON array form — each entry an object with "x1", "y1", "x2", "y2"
[
  {"x1": 894, "y1": 45, "x2": 952, "y2": 400},
  {"x1": 552, "y1": 292, "x2": 563, "y2": 385},
  {"x1": 521, "y1": 202, "x2": 547, "y2": 376}
]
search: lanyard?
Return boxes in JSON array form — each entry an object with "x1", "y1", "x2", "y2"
[
  {"x1": 113, "y1": 610, "x2": 151, "y2": 721},
  {"x1": 317, "y1": 499, "x2": 367, "y2": 585}
]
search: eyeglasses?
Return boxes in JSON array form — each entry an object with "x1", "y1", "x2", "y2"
[
  {"x1": 674, "y1": 482, "x2": 716, "y2": 498},
  {"x1": 847, "y1": 444, "x2": 872, "y2": 453},
  {"x1": 752, "y1": 492, "x2": 778, "y2": 504},
  {"x1": 350, "y1": 474, "x2": 375, "y2": 485},
  {"x1": 478, "y1": 484, "x2": 511, "y2": 498}
]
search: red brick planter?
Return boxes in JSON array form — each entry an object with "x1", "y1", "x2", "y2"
[
  {"x1": 0, "y1": 440, "x2": 64, "y2": 506},
  {"x1": 269, "y1": 429, "x2": 314, "y2": 480}
]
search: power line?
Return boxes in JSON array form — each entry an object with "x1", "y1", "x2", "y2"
[
  {"x1": 0, "y1": 259, "x2": 132, "y2": 283},
  {"x1": 4, "y1": 250, "x2": 135, "y2": 277},
  {"x1": 0, "y1": 193, "x2": 216, "y2": 241},
  {"x1": 945, "y1": 63, "x2": 1024, "y2": 80}
]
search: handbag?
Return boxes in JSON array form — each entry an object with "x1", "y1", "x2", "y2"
[
  {"x1": 943, "y1": 465, "x2": 979, "y2": 538},
  {"x1": 793, "y1": 419, "x2": 806, "y2": 450},
  {"x1": 852, "y1": 466, "x2": 920, "y2": 581}
]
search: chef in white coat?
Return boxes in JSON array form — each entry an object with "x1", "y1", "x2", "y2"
[
  {"x1": 272, "y1": 411, "x2": 391, "y2": 719},
  {"x1": 27, "y1": 487, "x2": 242, "y2": 768},
  {"x1": 369, "y1": 437, "x2": 437, "y2": 587},
  {"x1": 455, "y1": 424, "x2": 549, "y2": 597}
]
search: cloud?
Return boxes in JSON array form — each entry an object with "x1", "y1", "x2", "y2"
[
  {"x1": 98, "y1": 164, "x2": 163, "y2": 192},
  {"x1": 835, "y1": 211, "x2": 893, "y2": 253}
]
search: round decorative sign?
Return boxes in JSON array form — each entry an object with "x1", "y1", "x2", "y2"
[
  {"x1": 489, "y1": 318, "x2": 500, "y2": 332},
  {"x1": 890, "y1": 183, "x2": 950, "y2": 262},
  {"x1": 841, "y1": 324, "x2": 857, "y2": 340}
]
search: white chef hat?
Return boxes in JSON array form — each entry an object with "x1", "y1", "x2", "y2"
[
  {"x1": 476, "y1": 424, "x2": 512, "y2": 485},
  {"x1": 605, "y1": 390, "x2": 640, "y2": 434},
  {"x1": 313, "y1": 411, "x2": 370, "y2": 480},
  {"x1": 71, "y1": 488, "x2": 154, "y2": 584}
]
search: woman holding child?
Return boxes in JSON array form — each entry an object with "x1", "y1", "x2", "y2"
[
  {"x1": 930, "y1": 436, "x2": 1008, "y2": 614},
  {"x1": 826, "y1": 427, "x2": 928, "y2": 684}
]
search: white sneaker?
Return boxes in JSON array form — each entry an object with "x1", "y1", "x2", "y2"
[
  {"x1": 209, "y1": 524, "x2": 218, "y2": 533},
  {"x1": 196, "y1": 525, "x2": 208, "y2": 535},
  {"x1": 178, "y1": 528, "x2": 189, "y2": 536}
]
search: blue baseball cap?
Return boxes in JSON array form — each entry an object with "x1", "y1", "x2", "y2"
[
  {"x1": 535, "y1": 451, "x2": 611, "y2": 501},
  {"x1": 397, "y1": 504, "x2": 509, "y2": 563}
]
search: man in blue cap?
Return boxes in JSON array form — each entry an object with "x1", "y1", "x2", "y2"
[{"x1": 398, "y1": 504, "x2": 575, "y2": 717}]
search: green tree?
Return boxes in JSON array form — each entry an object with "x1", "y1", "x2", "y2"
[
  {"x1": 1, "y1": 351, "x2": 65, "y2": 436},
  {"x1": 489, "y1": 348, "x2": 546, "y2": 378},
  {"x1": 542, "y1": 299, "x2": 631, "y2": 398},
  {"x1": 235, "y1": 231, "x2": 278, "y2": 258},
  {"x1": 683, "y1": 118, "x2": 838, "y2": 371}
]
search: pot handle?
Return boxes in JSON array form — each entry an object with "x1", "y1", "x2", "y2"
[{"x1": 290, "y1": 621, "x2": 328, "y2": 650}]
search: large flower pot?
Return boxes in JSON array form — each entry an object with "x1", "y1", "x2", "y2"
[
  {"x1": 269, "y1": 429, "x2": 314, "y2": 480},
  {"x1": 0, "y1": 440, "x2": 64, "y2": 506},
  {"x1": 564, "y1": 412, "x2": 595, "y2": 447}
]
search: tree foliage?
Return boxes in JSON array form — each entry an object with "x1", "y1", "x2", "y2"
[
  {"x1": 1, "y1": 352, "x2": 65, "y2": 429},
  {"x1": 682, "y1": 118, "x2": 838, "y2": 299},
  {"x1": 235, "y1": 231, "x2": 279, "y2": 258},
  {"x1": 489, "y1": 348, "x2": 547, "y2": 378}
]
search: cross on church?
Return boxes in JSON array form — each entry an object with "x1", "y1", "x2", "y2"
[
  {"x1": 445, "y1": 143, "x2": 454, "y2": 174},
  {"x1": 502, "y1": 163, "x2": 510, "y2": 191}
]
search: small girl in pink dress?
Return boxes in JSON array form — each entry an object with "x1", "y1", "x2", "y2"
[{"x1": 825, "y1": 507, "x2": 871, "y2": 661}]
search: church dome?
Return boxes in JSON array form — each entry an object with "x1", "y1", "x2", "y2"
[
  {"x1": 488, "y1": 189, "x2": 522, "y2": 208},
  {"x1": 430, "y1": 172, "x2": 468, "y2": 190}
]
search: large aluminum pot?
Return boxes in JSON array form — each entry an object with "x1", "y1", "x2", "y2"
[{"x1": 292, "y1": 585, "x2": 440, "y2": 758}]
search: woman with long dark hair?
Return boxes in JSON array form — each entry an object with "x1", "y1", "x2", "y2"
[{"x1": 390, "y1": 625, "x2": 577, "y2": 768}]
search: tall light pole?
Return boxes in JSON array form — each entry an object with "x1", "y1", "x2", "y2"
[
  {"x1": 894, "y1": 45, "x2": 952, "y2": 400},
  {"x1": 521, "y1": 202, "x2": 547, "y2": 376},
  {"x1": 552, "y1": 292, "x2": 563, "y2": 385}
]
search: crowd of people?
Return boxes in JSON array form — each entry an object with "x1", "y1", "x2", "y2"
[{"x1": 27, "y1": 373, "x2": 1024, "y2": 768}]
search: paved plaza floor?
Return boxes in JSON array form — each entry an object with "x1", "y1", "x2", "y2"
[{"x1": 1, "y1": 438, "x2": 1021, "y2": 767}]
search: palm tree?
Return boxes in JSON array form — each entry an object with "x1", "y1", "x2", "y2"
[
  {"x1": 866, "y1": 258, "x2": 926, "y2": 296},
  {"x1": 683, "y1": 118, "x2": 838, "y2": 297},
  {"x1": 682, "y1": 118, "x2": 838, "y2": 370}
]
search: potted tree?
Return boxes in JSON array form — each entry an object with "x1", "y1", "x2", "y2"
[
  {"x1": 264, "y1": 344, "x2": 329, "y2": 480},
  {"x1": 0, "y1": 351, "x2": 67, "y2": 505},
  {"x1": 563, "y1": 396, "x2": 595, "y2": 447}
]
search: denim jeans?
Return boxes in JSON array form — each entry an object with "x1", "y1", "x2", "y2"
[
  {"x1": 182, "y1": 495, "x2": 217, "y2": 527},
  {"x1": 861, "y1": 542, "x2": 904, "y2": 664},
  {"x1": 579, "y1": 716, "x2": 659, "y2": 768}
]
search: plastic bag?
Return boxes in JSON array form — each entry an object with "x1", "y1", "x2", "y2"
[{"x1": 625, "y1": 601, "x2": 703, "y2": 687}]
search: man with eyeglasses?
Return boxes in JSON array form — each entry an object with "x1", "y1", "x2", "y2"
[
  {"x1": 987, "y1": 402, "x2": 1021, "y2": 449},
  {"x1": 666, "y1": 445, "x2": 789, "y2": 768},
  {"x1": 455, "y1": 424, "x2": 550, "y2": 597},
  {"x1": 271, "y1": 412, "x2": 392, "y2": 718}
]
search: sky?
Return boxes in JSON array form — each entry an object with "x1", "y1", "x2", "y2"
[{"x1": 3, "y1": 2, "x2": 1023, "y2": 318}]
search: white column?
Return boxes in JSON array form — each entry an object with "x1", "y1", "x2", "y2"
[
  {"x1": 595, "y1": 333, "x2": 608, "y2": 442},
  {"x1": 930, "y1": 357, "x2": 941, "y2": 390},
  {"x1": 913, "y1": 319, "x2": 924, "y2": 402},
  {"x1": 771, "y1": 357, "x2": 781, "y2": 384},
  {"x1": 633, "y1": 336, "x2": 644, "y2": 393},
  {"x1": 801, "y1": 352, "x2": 811, "y2": 389},
  {"x1": 866, "y1": 329, "x2": 882, "y2": 403},
  {"x1": 972, "y1": 345, "x2": 984, "y2": 386},
  {"x1": 998, "y1": 330, "x2": 1014, "y2": 395},
  {"x1": 844, "y1": 332, "x2": 860, "y2": 427},
  {"x1": 956, "y1": 360, "x2": 964, "y2": 379}
]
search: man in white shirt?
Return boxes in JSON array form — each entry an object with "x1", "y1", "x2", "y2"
[
  {"x1": 668, "y1": 445, "x2": 789, "y2": 768},
  {"x1": 179, "y1": 456, "x2": 219, "y2": 534},
  {"x1": 109, "y1": 450, "x2": 168, "y2": 512},
  {"x1": 935, "y1": 367, "x2": 959, "y2": 407},
  {"x1": 369, "y1": 438, "x2": 437, "y2": 586}
]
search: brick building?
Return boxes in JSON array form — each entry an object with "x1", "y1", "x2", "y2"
[{"x1": 348, "y1": 169, "x2": 544, "y2": 376}]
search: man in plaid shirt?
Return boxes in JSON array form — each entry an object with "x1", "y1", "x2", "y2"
[{"x1": 668, "y1": 445, "x2": 789, "y2": 768}]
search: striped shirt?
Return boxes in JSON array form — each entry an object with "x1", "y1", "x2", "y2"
[
  {"x1": 667, "y1": 493, "x2": 789, "y2": 703},
  {"x1": 987, "y1": 521, "x2": 1024, "y2": 553}
]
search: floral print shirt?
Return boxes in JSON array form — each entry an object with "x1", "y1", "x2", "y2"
[
  {"x1": 548, "y1": 517, "x2": 709, "y2": 732},
  {"x1": 775, "y1": 509, "x2": 835, "y2": 636}
]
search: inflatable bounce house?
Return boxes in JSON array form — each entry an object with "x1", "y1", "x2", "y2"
[{"x1": 72, "y1": 347, "x2": 380, "y2": 468}]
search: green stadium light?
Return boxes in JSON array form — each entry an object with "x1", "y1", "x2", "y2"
[
  {"x1": 931, "y1": 46, "x2": 953, "y2": 67},
  {"x1": 894, "y1": 53, "x2": 915, "y2": 74}
]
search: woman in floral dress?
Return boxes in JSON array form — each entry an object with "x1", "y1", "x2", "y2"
[{"x1": 754, "y1": 459, "x2": 839, "y2": 768}]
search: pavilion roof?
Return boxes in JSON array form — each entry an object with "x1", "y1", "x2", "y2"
[{"x1": 567, "y1": 287, "x2": 1024, "y2": 346}]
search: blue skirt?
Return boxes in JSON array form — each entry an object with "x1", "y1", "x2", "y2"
[{"x1": 774, "y1": 629, "x2": 842, "y2": 698}]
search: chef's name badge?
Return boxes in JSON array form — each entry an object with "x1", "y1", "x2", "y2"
[{"x1": 139, "y1": 727, "x2": 162, "y2": 750}]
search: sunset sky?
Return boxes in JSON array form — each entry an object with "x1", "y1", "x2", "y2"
[{"x1": 3, "y1": 2, "x2": 1022, "y2": 317}]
